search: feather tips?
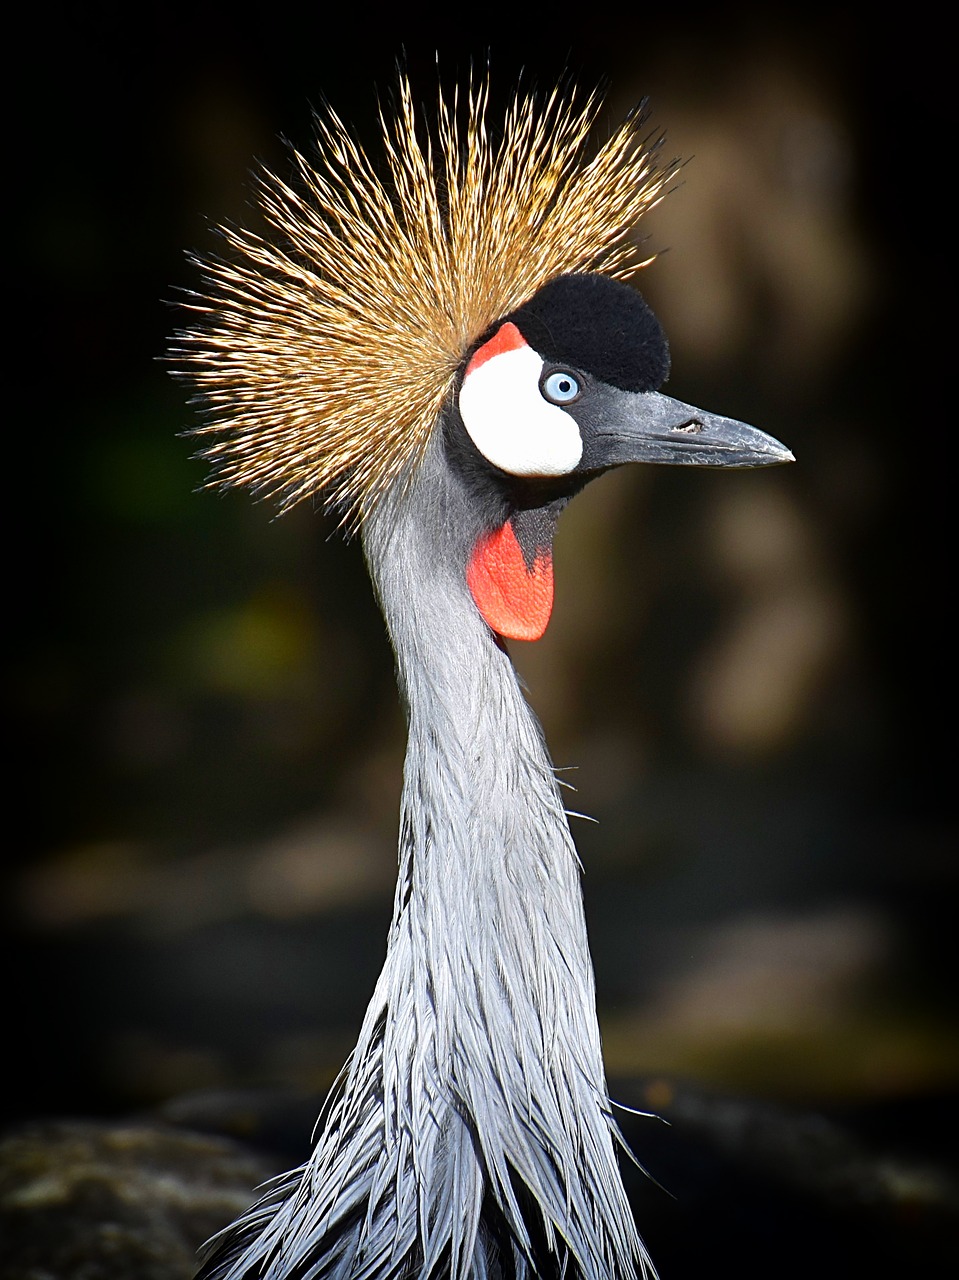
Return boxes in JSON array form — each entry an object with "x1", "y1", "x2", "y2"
[{"x1": 172, "y1": 73, "x2": 677, "y2": 524}]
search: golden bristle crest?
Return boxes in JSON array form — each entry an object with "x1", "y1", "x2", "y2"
[{"x1": 173, "y1": 74, "x2": 679, "y2": 523}]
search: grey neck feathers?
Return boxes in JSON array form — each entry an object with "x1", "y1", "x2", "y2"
[{"x1": 198, "y1": 436, "x2": 654, "y2": 1280}]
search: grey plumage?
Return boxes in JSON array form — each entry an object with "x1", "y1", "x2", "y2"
[{"x1": 199, "y1": 430, "x2": 654, "y2": 1280}]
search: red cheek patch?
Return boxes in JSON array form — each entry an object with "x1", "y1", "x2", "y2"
[{"x1": 466, "y1": 520, "x2": 554, "y2": 641}]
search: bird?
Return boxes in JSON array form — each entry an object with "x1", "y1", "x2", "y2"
[{"x1": 173, "y1": 72, "x2": 793, "y2": 1280}]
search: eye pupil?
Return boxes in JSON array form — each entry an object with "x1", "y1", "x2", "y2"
[{"x1": 543, "y1": 370, "x2": 581, "y2": 404}]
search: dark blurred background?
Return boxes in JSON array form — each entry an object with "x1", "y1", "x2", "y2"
[{"x1": 11, "y1": 0, "x2": 949, "y2": 1207}]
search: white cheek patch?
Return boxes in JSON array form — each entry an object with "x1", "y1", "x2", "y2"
[{"x1": 458, "y1": 333, "x2": 583, "y2": 477}]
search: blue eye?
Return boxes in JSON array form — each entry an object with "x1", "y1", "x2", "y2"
[{"x1": 542, "y1": 371, "x2": 581, "y2": 404}]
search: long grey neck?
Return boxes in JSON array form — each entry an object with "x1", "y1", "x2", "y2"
[
  {"x1": 200, "y1": 437, "x2": 653, "y2": 1280},
  {"x1": 366, "y1": 444, "x2": 598, "y2": 1035}
]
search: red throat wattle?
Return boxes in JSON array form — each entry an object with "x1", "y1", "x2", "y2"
[{"x1": 466, "y1": 520, "x2": 554, "y2": 641}]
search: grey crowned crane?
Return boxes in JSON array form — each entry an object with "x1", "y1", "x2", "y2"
[{"x1": 174, "y1": 74, "x2": 792, "y2": 1280}]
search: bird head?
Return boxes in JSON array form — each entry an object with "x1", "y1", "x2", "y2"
[
  {"x1": 173, "y1": 75, "x2": 792, "y2": 643},
  {"x1": 448, "y1": 272, "x2": 792, "y2": 639}
]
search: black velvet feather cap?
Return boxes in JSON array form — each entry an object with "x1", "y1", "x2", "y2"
[{"x1": 507, "y1": 273, "x2": 671, "y2": 393}]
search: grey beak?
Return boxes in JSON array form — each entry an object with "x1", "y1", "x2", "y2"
[{"x1": 584, "y1": 387, "x2": 794, "y2": 470}]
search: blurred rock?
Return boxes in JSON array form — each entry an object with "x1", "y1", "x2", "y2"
[{"x1": 0, "y1": 1122, "x2": 278, "y2": 1280}]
